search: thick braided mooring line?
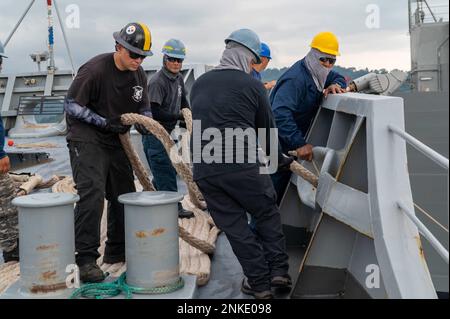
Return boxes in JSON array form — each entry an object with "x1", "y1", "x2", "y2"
[
  {"x1": 180, "y1": 109, "x2": 205, "y2": 204},
  {"x1": 120, "y1": 113, "x2": 206, "y2": 210},
  {"x1": 118, "y1": 113, "x2": 216, "y2": 254},
  {"x1": 181, "y1": 108, "x2": 193, "y2": 134},
  {"x1": 289, "y1": 161, "x2": 319, "y2": 188},
  {"x1": 119, "y1": 132, "x2": 155, "y2": 191},
  {"x1": 178, "y1": 226, "x2": 215, "y2": 254},
  {"x1": 287, "y1": 150, "x2": 319, "y2": 187}
]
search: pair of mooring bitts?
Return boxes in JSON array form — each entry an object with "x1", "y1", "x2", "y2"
[{"x1": 2, "y1": 191, "x2": 196, "y2": 299}]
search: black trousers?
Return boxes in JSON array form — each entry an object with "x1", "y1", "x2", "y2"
[
  {"x1": 196, "y1": 168, "x2": 289, "y2": 292},
  {"x1": 68, "y1": 141, "x2": 135, "y2": 266}
]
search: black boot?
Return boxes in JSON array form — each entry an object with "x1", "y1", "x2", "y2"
[
  {"x1": 271, "y1": 274, "x2": 292, "y2": 289},
  {"x1": 2, "y1": 241, "x2": 19, "y2": 263},
  {"x1": 78, "y1": 262, "x2": 106, "y2": 283},
  {"x1": 241, "y1": 278, "x2": 273, "y2": 299},
  {"x1": 178, "y1": 202, "x2": 194, "y2": 219}
]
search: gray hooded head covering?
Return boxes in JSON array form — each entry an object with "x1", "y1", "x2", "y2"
[
  {"x1": 304, "y1": 48, "x2": 336, "y2": 91},
  {"x1": 214, "y1": 41, "x2": 255, "y2": 74}
]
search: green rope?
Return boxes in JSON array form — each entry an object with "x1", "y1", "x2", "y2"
[{"x1": 69, "y1": 273, "x2": 184, "y2": 299}]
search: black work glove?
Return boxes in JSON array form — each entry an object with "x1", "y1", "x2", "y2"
[
  {"x1": 135, "y1": 123, "x2": 151, "y2": 135},
  {"x1": 105, "y1": 117, "x2": 130, "y2": 134},
  {"x1": 278, "y1": 154, "x2": 295, "y2": 172}
]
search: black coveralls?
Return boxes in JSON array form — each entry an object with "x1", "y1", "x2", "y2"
[{"x1": 190, "y1": 69, "x2": 289, "y2": 292}]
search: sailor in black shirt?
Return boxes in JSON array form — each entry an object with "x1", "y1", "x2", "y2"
[
  {"x1": 190, "y1": 29, "x2": 292, "y2": 299},
  {"x1": 64, "y1": 22, "x2": 153, "y2": 283}
]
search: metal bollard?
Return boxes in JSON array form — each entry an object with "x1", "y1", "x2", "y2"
[
  {"x1": 12, "y1": 193, "x2": 79, "y2": 296},
  {"x1": 118, "y1": 191, "x2": 184, "y2": 289}
]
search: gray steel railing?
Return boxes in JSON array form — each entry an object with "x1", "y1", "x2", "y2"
[
  {"x1": 397, "y1": 201, "x2": 449, "y2": 264},
  {"x1": 389, "y1": 125, "x2": 449, "y2": 170},
  {"x1": 389, "y1": 125, "x2": 449, "y2": 264}
]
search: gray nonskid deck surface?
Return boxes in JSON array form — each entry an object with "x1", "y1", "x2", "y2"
[
  {"x1": 197, "y1": 233, "x2": 250, "y2": 299},
  {"x1": 197, "y1": 237, "x2": 306, "y2": 299}
]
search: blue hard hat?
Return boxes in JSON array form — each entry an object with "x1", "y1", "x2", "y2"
[
  {"x1": 260, "y1": 42, "x2": 271, "y2": 60},
  {"x1": 162, "y1": 39, "x2": 186, "y2": 59},
  {"x1": 0, "y1": 41, "x2": 7, "y2": 58},
  {"x1": 225, "y1": 28, "x2": 261, "y2": 64}
]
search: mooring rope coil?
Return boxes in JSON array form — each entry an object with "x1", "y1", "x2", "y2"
[{"x1": 69, "y1": 272, "x2": 184, "y2": 299}]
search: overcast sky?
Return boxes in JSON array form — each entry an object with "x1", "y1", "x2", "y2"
[{"x1": 0, "y1": 0, "x2": 448, "y2": 74}]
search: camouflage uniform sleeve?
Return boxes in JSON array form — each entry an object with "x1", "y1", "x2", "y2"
[{"x1": 64, "y1": 97, "x2": 107, "y2": 128}]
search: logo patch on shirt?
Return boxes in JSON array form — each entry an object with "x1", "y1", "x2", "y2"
[
  {"x1": 132, "y1": 86, "x2": 143, "y2": 102},
  {"x1": 178, "y1": 85, "x2": 182, "y2": 97},
  {"x1": 126, "y1": 25, "x2": 136, "y2": 35}
]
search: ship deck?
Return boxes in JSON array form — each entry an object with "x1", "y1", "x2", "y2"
[{"x1": 1, "y1": 134, "x2": 304, "y2": 299}]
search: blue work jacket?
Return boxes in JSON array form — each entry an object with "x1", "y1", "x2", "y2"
[{"x1": 270, "y1": 58, "x2": 346, "y2": 152}]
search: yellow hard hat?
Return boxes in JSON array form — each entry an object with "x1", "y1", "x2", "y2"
[{"x1": 310, "y1": 32, "x2": 340, "y2": 56}]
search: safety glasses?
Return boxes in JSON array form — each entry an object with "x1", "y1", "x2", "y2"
[
  {"x1": 319, "y1": 57, "x2": 336, "y2": 65},
  {"x1": 167, "y1": 57, "x2": 184, "y2": 63},
  {"x1": 128, "y1": 50, "x2": 146, "y2": 60}
]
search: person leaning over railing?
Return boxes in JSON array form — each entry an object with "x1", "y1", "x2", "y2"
[{"x1": 269, "y1": 32, "x2": 347, "y2": 206}]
